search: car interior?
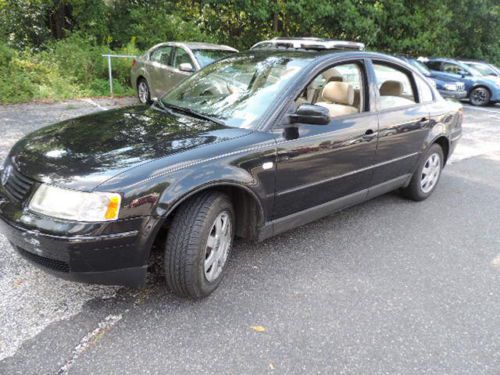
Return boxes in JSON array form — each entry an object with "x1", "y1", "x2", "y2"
[
  {"x1": 295, "y1": 62, "x2": 417, "y2": 118},
  {"x1": 295, "y1": 64, "x2": 363, "y2": 118}
]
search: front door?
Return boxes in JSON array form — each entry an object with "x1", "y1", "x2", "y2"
[
  {"x1": 170, "y1": 47, "x2": 195, "y2": 87},
  {"x1": 272, "y1": 61, "x2": 378, "y2": 220}
]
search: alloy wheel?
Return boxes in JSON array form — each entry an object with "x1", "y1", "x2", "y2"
[
  {"x1": 138, "y1": 81, "x2": 149, "y2": 104},
  {"x1": 204, "y1": 212, "x2": 232, "y2": 282},
  {"x1": 420, "y1": 153, "x2": 441, "y2": 193},
  {"x1": 470, "y1": 87, "x2": 489, "y2": 106}
]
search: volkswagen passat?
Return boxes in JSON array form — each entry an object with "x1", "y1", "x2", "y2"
[{"x1": 0, "y1": 49, "x2": 462, "y2": 298}]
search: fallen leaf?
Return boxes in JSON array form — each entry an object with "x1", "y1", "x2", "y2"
[
  {"x1": 269, "y1": 363, "x2": 275, "y2": 370},
  {"x1": 250, "y1": 325, "x2": 267, "y2": 333}
]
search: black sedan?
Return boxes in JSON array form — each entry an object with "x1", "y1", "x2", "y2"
[{"x1": 0, "y1": 50, "x2": 463, "y2": 298}]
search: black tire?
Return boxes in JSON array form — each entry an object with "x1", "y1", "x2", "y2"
[
  {"x1": 401, "y1": 143, "x2": 444, "y2": 201},
  {"x1": 137, "y1": 78, "x2": 152, "y2": 104},
  {"x1": 165, "y1": 192, "x2": 235, "y2": 299},
  {"x1": 469, "y1": 86, "x2": 491, "y2": 106}
]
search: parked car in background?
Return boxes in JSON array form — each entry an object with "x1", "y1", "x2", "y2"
[
  {"x1": 425, "y1": 58, "x2": 500, "y2": 106},
  {"x1": 460, "y1": 60, "x2": 500, "y2": 78},
  {"x1": 250, "y1": 37, "x2": 365, "y2": 51},
  {"x1": 396, "y1": 55, "x2": 467, "y2": 100},
  {"x1": 131, "y1": 42, "x2": 238, "y2": 104},
  {"x1": 1, "y1": 46, "x2": 462, "y2": 298}
]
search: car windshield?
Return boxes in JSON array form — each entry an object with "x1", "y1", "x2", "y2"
[
  {"x1": 192, "y1": 49, "x2": 237, "y2": 67},
  {"x1": 409, "y1": 59, "x2": 431, "y2": 76},
  {"x1": 161, "y1": 54, "x2": 313, "y2": 129},
  {"x1": 465, "y1": 62, "x2": 497, "y2": 76}
]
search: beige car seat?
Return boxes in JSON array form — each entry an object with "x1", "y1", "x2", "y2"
[
  {"x1": 379, "y1": 80, "x2": 403, "y2": 96},
  {"x1": 316, "y1": 81, "x2": 358, "y2": 117}
]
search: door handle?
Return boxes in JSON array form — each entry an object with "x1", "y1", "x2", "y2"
[
  {"x1": 417, "y1": 117, "x2": 430, "y2": 127},
  {"x1": 363, "y1": 129, "x2": 377, "y2": 141}
]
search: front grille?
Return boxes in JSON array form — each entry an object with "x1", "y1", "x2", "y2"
[
  {"x1": 16, "y1": 246, "x2": 70, "y2": 272},
  {"x1": 3, "y1": 166, "x2": 35, "y2": 203}
]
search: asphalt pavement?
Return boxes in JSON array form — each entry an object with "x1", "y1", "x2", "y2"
[{"x1": 0, "y1": 98, "x2": 499, "y2": 374}]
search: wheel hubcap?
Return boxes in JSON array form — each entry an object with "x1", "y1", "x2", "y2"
[
  {"x1": 138, "y1": 82, "x2": 149, "y2": 103},
  {"x1": 204, "y1": 212, "x2": 231, "y2": 282},
  {"x1": 471, "y1": 88, "x2": 488, "y2": 105},
  {"x1": 420, "y1": 153, "x2": 441, "y2": 193}
]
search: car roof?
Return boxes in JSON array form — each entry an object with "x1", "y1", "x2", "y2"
[
  {"x1": 428, "y1": 58, "x2": 462, "y2": 63},
  {"x1": 149, "y1": 42, "x2": 238, "y2": 52},
  {"x1": 250, "y1": 37, "x2": 365, "y2": 51},
  {"x1": 233, "y1": 49, "x2": 418, "y2": 68}
]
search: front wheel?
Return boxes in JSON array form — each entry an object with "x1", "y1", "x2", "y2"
[
  {"x1": 401, "y1": 144, "x2": 444, "y2": 201},
  {"x1": 165, "y1": 192, "x2": 234, "y2": 299},
  {"x1": 469, "y1": 86, "x2": 491, "y2": 106}
]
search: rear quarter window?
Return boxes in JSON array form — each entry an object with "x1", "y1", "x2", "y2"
[{"x1": 415, "y1": 75, "x2": 434, "y2": 103}]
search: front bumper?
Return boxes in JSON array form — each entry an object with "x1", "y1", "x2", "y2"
[
  {"x1": 439, "y1": 89, "x2": 467, "y2": 100},
  {"x1": 0, "y1": 197, "x2": 157, "y2": 287}
]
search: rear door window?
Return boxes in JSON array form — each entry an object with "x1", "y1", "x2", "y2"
[
  {"x1": 415, "y1": 75, "x2": 434, "y2": 103},
  {"x1": 373, "y1": 62, "x2": 417, "y2": 110},
  {"x1": 150, "y1": 46, "x2": 172, "y2": 66},
  {"x1": 426, "y1": 61, "x2": 442, "y2": 71}
]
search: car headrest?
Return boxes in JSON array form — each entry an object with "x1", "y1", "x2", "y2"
[
  {"x1": 379, "y1": 80, "x2": 403, "y2": 96},
  {"x1": 321, "y1": 81, "x2": 354, "y2": 106}
]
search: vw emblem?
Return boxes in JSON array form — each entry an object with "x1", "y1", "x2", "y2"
[{"x1": 1, "y1": 165, "x2": 12, "y2": 186}]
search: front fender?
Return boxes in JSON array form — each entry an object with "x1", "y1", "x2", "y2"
[{"x1": 155, "y1": 162, "x2": 266, "y2": 220}]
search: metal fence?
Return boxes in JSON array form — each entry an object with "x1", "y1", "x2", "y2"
[{"x1": 102, "y1": 54, "x2": 138, "y2": 96}]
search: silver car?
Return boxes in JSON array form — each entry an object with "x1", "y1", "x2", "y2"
[{"x1": 131, "y1": 42, "x2": 238, "y2": 104}]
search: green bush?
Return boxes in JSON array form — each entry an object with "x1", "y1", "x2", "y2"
[{"x1": 0, "y1": 35, "x2": 137, "y2": 104}]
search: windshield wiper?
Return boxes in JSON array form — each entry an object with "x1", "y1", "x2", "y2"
[{"x1": 161, "y1": 102, "x2": 226, "y2": 126}]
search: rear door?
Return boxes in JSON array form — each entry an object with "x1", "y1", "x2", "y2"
[
  {"x1": 148, "y1": 45, "x2": 174, "y2": 98},
  {"x1": 369, "y1": 60, "x2": 431, "y2": 188}
]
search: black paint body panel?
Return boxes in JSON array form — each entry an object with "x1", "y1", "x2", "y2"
[{"x1": 0, "y1": 50, "x2": 463, "y2": 287}]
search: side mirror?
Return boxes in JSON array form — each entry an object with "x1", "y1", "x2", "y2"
[
  {"x1": 289, "y1": 104, "x2": 330, "y2": 125},
  {"x1": 179, "y1": 62, "x2": 194, "y2": 72}
]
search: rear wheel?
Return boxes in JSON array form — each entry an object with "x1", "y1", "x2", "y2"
[
  {"x1": 401, "y1": 143, "x2": 444, "y2": 201},
  {"x1": 165, "y1": 192, "x2": 234, "y2": 299},
  {"x1": 137, "y1": 78, "x2": 151, "y2": 104},
  {"x1": 469, "y1": 86, "x2": 491, "y2": 106}
]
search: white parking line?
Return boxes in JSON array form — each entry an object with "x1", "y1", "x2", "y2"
[
  {"x1": 80, "y1": 98, "x2": 109, "y2": 111},
  {"x1": 463, "y1": 106, "x2": 500, "y2": 115}
]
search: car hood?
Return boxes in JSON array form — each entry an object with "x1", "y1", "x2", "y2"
[{"x1": 9, "y1": 105, "x2": 252, "y2": 191}]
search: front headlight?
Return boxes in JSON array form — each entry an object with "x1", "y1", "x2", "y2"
[
  {"x1": 29, "y1": 184, "x2": 121, "y2": 222},
  {"x1": 444, "y1": 83, "x2": 457, "y2": 91}
]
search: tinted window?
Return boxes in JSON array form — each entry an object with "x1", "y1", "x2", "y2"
[
  {"x1": 173, "y1": 48, "x2": 193, "y2": 69},
  {"x1": 373, "y1": 62, "x2": 416, "y2": 110},
  {"x1": 426, "y1": 61, "x2": 442, "y2": 71},
  {"x1": 150, "y1": 46, "x2": 172, "y2": 65},
  {"x1": 193, "y1": 49, "x2": 236, "y2": 67},
  {"x1": 415, "y1": 75, "x2": 434, "y2": 103}
]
